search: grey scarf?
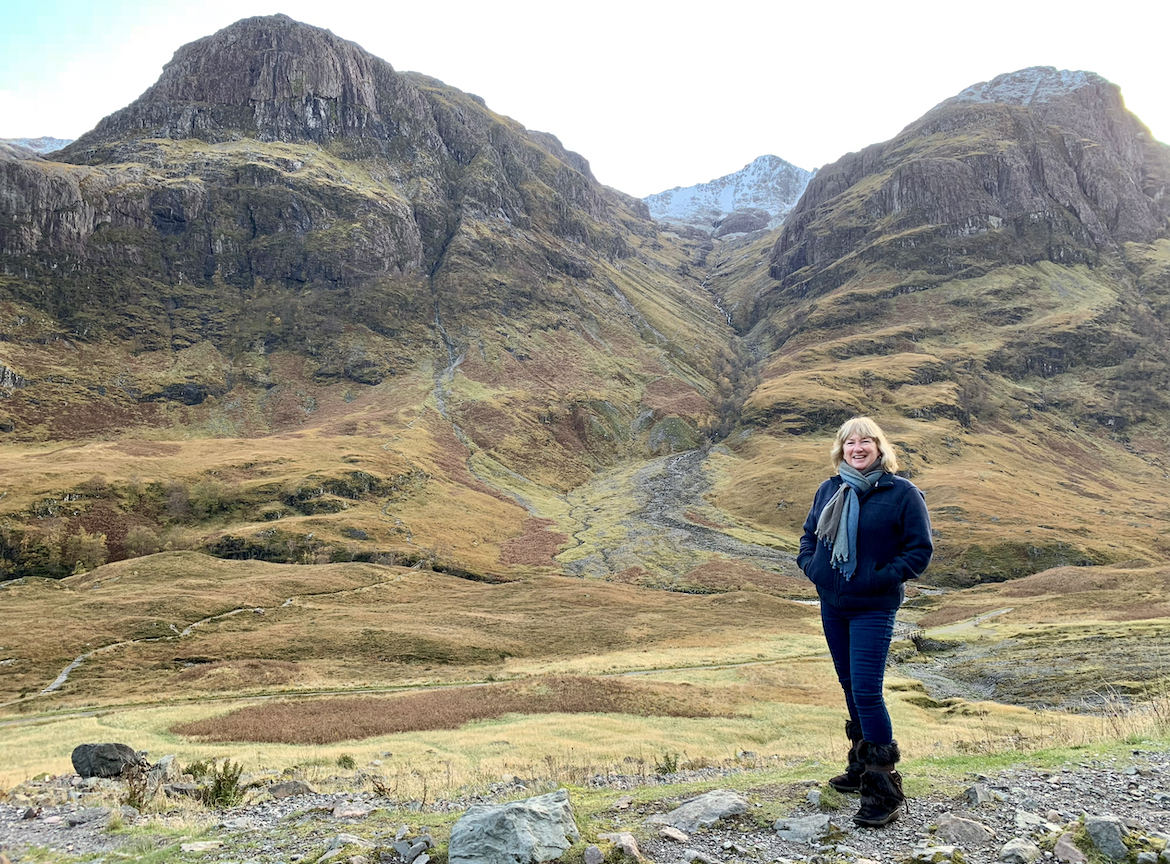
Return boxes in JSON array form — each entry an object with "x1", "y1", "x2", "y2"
[{"x1": 814, "y1": 461, "x2": 885, "y2": 580}]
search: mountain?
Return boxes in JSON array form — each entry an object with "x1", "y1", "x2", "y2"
[
  {"x1": 0, "y1": 136, "x2": 73, "y2": 154},
  {"x1": 643, "y1": 155, "x2": 813, "y2": 236},
  {"x1": 705, "y1": 66, "x2": 1170, "y2": 584},
  {"x1": 0, "y1": 14, "x2": 738, "y2": 581},
  {"x1": 2, "y1": 44, "x2": 1169, "y2": 590}
]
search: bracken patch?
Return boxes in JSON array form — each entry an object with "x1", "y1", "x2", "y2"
[{"x1": 171, "y1": 674, "x2": 733, "y2": 744}]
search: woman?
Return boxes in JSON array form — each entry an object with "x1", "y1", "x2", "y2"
[{"x1": 797, "y1": 416, "x2": 932, "y2": 827}]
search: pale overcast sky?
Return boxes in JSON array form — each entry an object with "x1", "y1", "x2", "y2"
[{"x1": 2, "y1": 0, "x2": 1167, "y2": 198}]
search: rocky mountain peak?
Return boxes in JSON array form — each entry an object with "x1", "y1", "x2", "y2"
[
  {"x1": 937, "y1": 66, "x2": 1112, "y2": 110},
  {"x1": 767, "y1": 67, "x2": 1170, "y2": 295},
  {"x1": 65, "y1": 14, "x2": 433, "y2": 154},
  {"x1": 644, "y1": 155, "x2": 813, "y2": 236}
]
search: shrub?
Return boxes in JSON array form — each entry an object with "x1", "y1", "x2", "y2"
[
  {"x1": 336, "y1": 754, "x2": 357, "y2": 770},
  {"x1": 124, "y1": 526, "x2": 162, "y2": 558},
  {"x1": 62, "y1": 527, "x2": 107, "y2": 574}
]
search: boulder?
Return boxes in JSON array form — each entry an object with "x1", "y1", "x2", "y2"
[
  {"x1": 1084, "y1": 816, "x2": 1129, "y2": 861},
  {"x1": 645, "y1": 789, "x2": 749, "y2": 833},
  {"x1": 448, "y1": 789, "x2": 579, "y2": 864},
  {"x1": 937, "y1": 812, "x2": 997, "y2": 845},
  {"x1": 773, "y1": 813, "x2": 835, "y2": 844},
  {"x1": 269, "y1": 780, "x2": 317, "y2": 798},
  {"x1": 71, "y1": 743, "x2": 142, "y2": 778},
  {"x1": 1000, "y1": 837, "x2": 1042, "y2": 863}
]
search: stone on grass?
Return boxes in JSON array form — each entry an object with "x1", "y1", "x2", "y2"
[
  {"x1": 598, "y1": 832, "x2": 641, "y2": 859},
  {"x1": 270, "y1": 780, "x2": 317, "y2": 798},
  {"x1": 583, "y1": 845, "x2": 604, "y2": 864},
  {"x1": 645, "y1": 789, "x2": 749, "y2": 833},
  {"x1": 1084, "y1": 816, "x2": 1129, "y2": 861},
  {"x1": 659, "y1": 826, "x2": 689, "y2": 842},
  {"x1": 773, "y1": 813, "x2": 835, "y2": 844},
  {"x1": 937, "y1": 812, "x2": 996, "y2": 845},
  {"x1": 1000, "y1": 837, "x2": 1042, "y2": 863},
  {"x1": 1053, "y1": 832, "x2": 1087, "y2": 864},
  {"x1": 71, "y1": 743, "x2": 142, "y2": 778},
  {"x1": 448, "y1": 789, "x2": 579, "y2": 864},
  {"x1": 180, "y1": 841, "x2": 224, "y2": 853},
  {"x1": 680, "y1": 850, "x2": 719, "y2": 864},
  {"x1": 1137, "y1": 853, "x2": 1159, "y2": 864}
]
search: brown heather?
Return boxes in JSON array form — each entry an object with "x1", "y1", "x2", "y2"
[{"x1": 171, "y1": 675, "x2": 733, "y2": 744}]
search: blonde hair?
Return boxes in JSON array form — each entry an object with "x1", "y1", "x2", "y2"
[{"x1": 830, "y1": 416, "x2": 899, "y2": 473}]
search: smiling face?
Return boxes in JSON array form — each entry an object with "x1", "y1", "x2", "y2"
[{"x1": 842, "y1": 433, "x2": 880, "y2": 472}]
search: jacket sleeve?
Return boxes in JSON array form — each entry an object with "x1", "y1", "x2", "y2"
[
  {"x1": 883, "y1": 484, "x2": 933, "y2": 582},
  {"x1": 796, "y1": 481, "x2": 827, "y2": 575}
]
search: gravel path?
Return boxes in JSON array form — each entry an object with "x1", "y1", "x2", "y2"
[{"x1": 3, "y1": 748, "x2": 1168, "y2": 864}]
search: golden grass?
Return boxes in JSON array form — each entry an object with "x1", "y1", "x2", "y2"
[
  {"x1": 171, "y1": 675, "x2": 734, "y2": 744},
  {"x1": 0, "y1": 553, "x2": 821, "y2": 707}
]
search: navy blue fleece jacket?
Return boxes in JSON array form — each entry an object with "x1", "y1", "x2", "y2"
[{"x1": 796, "y1": 473, "x2": 933, "y2": 611}]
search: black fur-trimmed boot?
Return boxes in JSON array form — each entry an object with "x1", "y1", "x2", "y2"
[
  {"x1": 853, "y1": 741, "x2": 905, "y2": 827},
  {"x1": 828, "y1": 720, "x2": 864, "y2": 793}
]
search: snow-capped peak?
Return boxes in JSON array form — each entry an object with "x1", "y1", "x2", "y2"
[
  {"x1": 643, "y1": 155, "x2": 813, "y2": 235},
  {"x1": 941, "y1": 67, "x2": 1110, "y2": 110}
]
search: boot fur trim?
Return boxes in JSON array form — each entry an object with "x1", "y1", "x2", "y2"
[
  {"x1": 859, "y1": 740, "x2": 901, "y2": 766},
  {"x1": 844, "y1": 720, "x2": 862, "y2": 743}
]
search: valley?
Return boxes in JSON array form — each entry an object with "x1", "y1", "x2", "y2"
[{"x1": 1, "y1": 20, "x2": 1170, "y2": 863}]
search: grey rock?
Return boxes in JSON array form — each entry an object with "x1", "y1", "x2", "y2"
[
  {"x1": 1160, "y1": 849, "x2": 1170, "y2": 864},
  {"x1": 404, "y1": 841, "x2": 429, "y2": 863},
  {"x1": 1137, "y1": 853, "x2": 1159, "y2": 864},
  {"x1": 937, "y1": 812, "x2": 996, "y2": 845},
  {"x1": 448, "y1": 789, "x2": 579, "y2": 864},
  {"x1": 597, "y1": 832, "x2": 640, "y2": 859},
  {"x1": 71, "y1": 743, "x2": 142, "y2": 778},
  {"x1": 659, "y1": 826, "x2": 689, "y2": 842},
  {"x1": 1084, "y1": 816, "x2": 1129, "y2": 861},
  {"x1": 1015, "y1": 810, "x2": 1060, "y2": 836},
  {"x1": 396, "y1": 824, "x2": 410, "y2": 841},
  {"x1": 913, "y1": 845, "x2": 960, "y2": 862},
  {"x1": 1000, "y1": 837, "x2": 1042, "y2": 863},
  {"x1": 1054, "y1": 832, "x2": 1087, "y2": 864},
  {"x1": 645, "y1": 789, "x2": 749, "y2": 833},
  {"x1": 65, "y1": 807, "x2": 109, "y2": 827},
  {"x1": 164, "y1": 782, "x2": 201, "y2": 798},
  {"x1": 269, "y1": 780, "x2": 317, "y2": 798},
  {"x1": 680, "y1": 851, "x2": 719, "y2": 864},
  {"x1": 966, "y1": 783, "x2": 1001, "y2": 805},
  {"x1": 584, "y1": 845, "x2": 604, "y2": 864},
  {"x1": 773, "y1": 813, "x2": 834, "y2": 844},
  {"x1": 806, "y1": 788, "x2": 821, "y2": 807}
]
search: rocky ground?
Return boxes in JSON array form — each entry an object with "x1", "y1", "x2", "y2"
[{"x1": 2, "y1": 747, "x2": 1168, "y2": 864}]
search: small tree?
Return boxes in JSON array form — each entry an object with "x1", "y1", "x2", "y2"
[{"x1": 63, "y1": 527, "x2": 108, "y2": 574}]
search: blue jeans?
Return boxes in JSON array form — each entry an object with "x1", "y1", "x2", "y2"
[{"x1": 820, "y1": 602, "x2": 896, "y2": 745}]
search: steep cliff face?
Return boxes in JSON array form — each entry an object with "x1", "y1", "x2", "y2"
[{"x1": 767, "y1": 67, "x2": 1170, "y2": 298}]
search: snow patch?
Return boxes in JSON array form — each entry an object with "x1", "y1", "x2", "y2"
[{"x1": 939, "y1": 67, "x2": 1110, "y2": 110}]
